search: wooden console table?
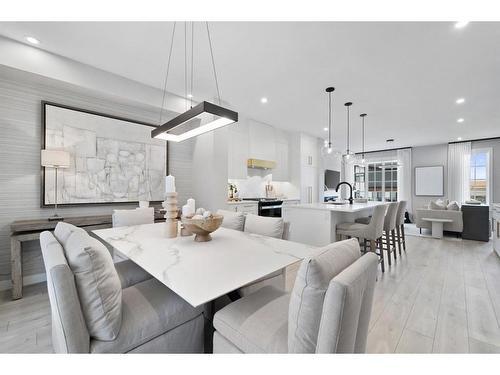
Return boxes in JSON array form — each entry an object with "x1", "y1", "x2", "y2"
[{"x1": 10, "y1": 212, "x2": 165, "y2": 300}]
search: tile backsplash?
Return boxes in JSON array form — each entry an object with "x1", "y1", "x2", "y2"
[{"x1": 228, "y1": 174, "x2": 299, "y2": 199}]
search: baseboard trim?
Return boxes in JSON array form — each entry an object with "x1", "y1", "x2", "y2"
[{"x1": 0, "y1": 273, "x2": 47, "y2": 292}]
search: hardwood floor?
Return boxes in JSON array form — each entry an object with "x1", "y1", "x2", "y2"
[
  {"x1": 1, "y1": 234, "x2": 500, "y2": 353},
  {"x1": 367, "y1": 234, "x2": 500, "y2": 353}
]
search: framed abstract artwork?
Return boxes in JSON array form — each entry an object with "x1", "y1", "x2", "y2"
[
  {"x1": 415, "y1": 165, "x2": 444, "y2": 196},
  {"x1": 41, "y1": 101, "x2": 167, "y2": 207}
]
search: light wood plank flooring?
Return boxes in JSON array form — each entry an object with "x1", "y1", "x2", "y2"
[{"x1": 1, "y1": 234, "x2": 500, "y2": 353}]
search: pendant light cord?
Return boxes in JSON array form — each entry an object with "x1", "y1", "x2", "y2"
[
  {"x1": 347, "y1": 106, "x2": 350, "y2": 154},
  {"x1": 362, "y1": 116, "x2": 365, "y2": 159},
  {"x1": 190, "y1": 22, "x2": 194, "y2": 108},
  {"x1": 328, "y1": 91, "x2": 332, "y2": 147},
  {"x1": 159, "y1": 22, "x2": 177, "y2": 124},
  {"x1": 184, "y1": 22, "x2": 188, "y2": 111},
  {"x1": 206, "y1": 22, "x2": 222, "y2": 105}
]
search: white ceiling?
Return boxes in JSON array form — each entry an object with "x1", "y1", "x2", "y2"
[{"x1": 1, "y1": 21, "x2": 499, "y2": 152}]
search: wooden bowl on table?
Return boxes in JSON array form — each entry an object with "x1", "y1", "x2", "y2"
[{"x1": 181, "y1": 214, "x2": 223, "y2": 242}]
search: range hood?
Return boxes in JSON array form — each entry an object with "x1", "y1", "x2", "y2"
[{"x1": 247, "y1": 158, "x2": 276, "y2": 170}]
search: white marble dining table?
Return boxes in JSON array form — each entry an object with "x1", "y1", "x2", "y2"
[{"x1": 93, "y1": 223, "x2": 317, "y2": 307}]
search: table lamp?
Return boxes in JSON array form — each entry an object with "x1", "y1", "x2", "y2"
[{"x1": 41, "y1": 150, "x2": 70, "y2": 221}]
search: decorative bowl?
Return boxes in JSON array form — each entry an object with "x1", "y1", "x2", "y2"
[{"x1": 181, "y1": 214, "x2": 223, "y2": 242}]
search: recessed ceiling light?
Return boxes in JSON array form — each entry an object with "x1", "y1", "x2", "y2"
[
  {"x1": 187, "y1": 94, "x2": 193, "y2": 98},
  {"x1": 457, "y1": 137, "x2": 463, "y2": 141},
  {"x1": 386, "y1": 138, "x2": 394, "y2": 143},
  {"x1": 456, "y1": 98, "x2": 465, "y2": 104},
  {"x1": 455, "y1": 21, "x2": 469, "y2": 29},
  {"x1": 457, "y1": 118, "x2": 465, "y2": 123},
  {"x1": 25, "y1": 36, "x2": 40, "y2": 45},
  {"x1": 260, "y1": 97, "x2": 268, "y2": 104},
  {"x1": 323, "y1": 127, "x2": 328, "y2": 131}
]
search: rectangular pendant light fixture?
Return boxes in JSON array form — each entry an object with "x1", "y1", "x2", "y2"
[{"x1": 152, "y1": 101, "x2": 238, "y2": 142}]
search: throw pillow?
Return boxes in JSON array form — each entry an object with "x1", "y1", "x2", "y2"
[
  {"x1": 64, "y1": 231, "x2": 122, "y2": 341},
  {"x1": 430, "y1": 200, "x2": 446, "y2": 210},
  {"x1": 288, "y1": 238, "x2": 361, "y2": 353}
]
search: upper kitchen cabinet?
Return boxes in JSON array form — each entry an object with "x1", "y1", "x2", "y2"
[
  {"x1": 273, "y1": 141, "x2": 290, "y2": 181},
  {"x1": 301, "y1": 133, "x2": 318, "y2": 168},
  {"x1": 248, "y1": 120, "x2": 276, "y2": 161},
  {"x1": 227, "y1": 122, "x2": 249, "y2": 179}
]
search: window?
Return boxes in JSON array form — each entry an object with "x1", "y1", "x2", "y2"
[
  {"x1": 354, "y1": 165, "x2": 366, "y2": 198},
  {"x1": 470, "y1": 149, "x2": 491, "y2": 204},
  {"x1": 356, "y1": 161, "x2": 398, "y2": 202}
]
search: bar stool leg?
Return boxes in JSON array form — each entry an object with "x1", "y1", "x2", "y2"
[
  {"x1": 401, "y1": 224, "x2": 406, "y2": 252},
  {"x1": 396, "y1": 226, "x2": 403, "y2": 256},
  {"x1": 384, "y1": 231, "x2": 392, "y2": 266},
  {"x1": 391, "y1": 229, "x2": 398, "y2": 261},
  {"x1": 377, "y1": 237, "x2": 385, "y2": 273}
]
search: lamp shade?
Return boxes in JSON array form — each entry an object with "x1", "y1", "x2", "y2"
[{"x1": 41, "y1": 150, "x2": 70, "y2": 168}]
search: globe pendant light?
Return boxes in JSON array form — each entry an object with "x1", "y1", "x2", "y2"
[
  {"x1": 360, "y1": 113, "x2": 367, "y2": 163},
  {"x1": 325, "y1": 87, "x2": 335, "y2": 154},
  {"x1": 343, "y1": 102, "x2": 354, "y2": 159},
  {"x1": 152, "y1": 22, "x2": 238, "y2": 142}
]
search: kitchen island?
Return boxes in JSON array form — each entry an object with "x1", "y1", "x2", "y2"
[{"x1": 283, "y1": 201, "x2": 388, "y2": 246}]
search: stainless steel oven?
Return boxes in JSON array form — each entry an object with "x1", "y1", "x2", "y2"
[{"x1": 258, "y1": 199, "x2": 283, "y2": 217}]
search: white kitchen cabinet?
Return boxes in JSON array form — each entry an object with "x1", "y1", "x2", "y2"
[
  {"x1": 301, "y1": 134, "x2": 318, "y2": 168},
  {"x1": 297, "y1": 134, "x2": 319, "y2": 204},
  {"x1": 227, "y1": 125, "x2": 249, "y2": 179},
  {"x1": 282, "y1": 199, "x2": 300, "y2": 206},
  {"x1": 273, "y1": 141, "x2": 290, "y2": 181},
  {"x1": 248, "y1": 120, "x2": 276, "y2": 161},
  {"x1": 493, "y1": 204, "x2": 500, "y2": 257},
  {"x1": 300, "y1": 165, "x2": 318, "y2": 204},
  {"x1": 225, "y1": 202, "x2": 258, "y2": 215}
]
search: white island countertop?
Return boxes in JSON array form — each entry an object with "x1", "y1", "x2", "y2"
[
  {"x1": 283, "y1": 201, "x2": 388, "y2": 246},
  {"x1": 286, "y1": 201, "x2": 387, "y2": 213},
  {"x1": 93, "y1": 223, "x2": 316, "y2": 307}
]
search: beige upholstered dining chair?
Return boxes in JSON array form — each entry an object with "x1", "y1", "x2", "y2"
[
  {"x1": 111, "y1": 208, "x2": 155, "y2": 262},
  {"x1": 213, "y1": 238, "x2": 379, "y2": 353},
  {"x1": 40, "y1": 222, "x2": 205, "y2": 353},
  {"x1": 112, "y1": 207, "x2": 155, "y2": 228},
  {"x1": 217, "y1": 209, "x2": 246, "y2": 231},
  {"x1": 239, "y1": 214, "x2": 287, "y2": 296}
]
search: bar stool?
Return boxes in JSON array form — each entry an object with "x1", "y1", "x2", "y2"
[
  {"x1": 395, "y1": 200, "x2": 407, "y2": 255},
  {"x1": 381, "y1": 202, "x2": 399, "y2": 265},
  {"x1": 336, "y1": 204, "x2": 388, "y2": 272}
]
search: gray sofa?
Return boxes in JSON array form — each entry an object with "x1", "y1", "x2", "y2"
[
  {"x1": 40, "y1": 223, "x2": 205, "y2": 353},
  {"x1": 414, "y1": 206, "x2": 463, "y2": 234}
]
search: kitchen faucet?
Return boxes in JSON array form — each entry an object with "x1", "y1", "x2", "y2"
[{"x1": 335, "y1": 181, "x2": 354, "y2": 205}]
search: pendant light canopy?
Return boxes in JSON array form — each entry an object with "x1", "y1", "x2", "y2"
[
  {"x1": 152, "y1": 22, "x2": 238, "y2": 142},
  {"x1": 325, "y1": 86, "x2": 335, "y2": 154},
  {"x1": 360, "y1": 113, "x2": 367, "y2": 163},
  {"x1": 343, "y1": 102, "x2": 354, "y2": 159}
]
